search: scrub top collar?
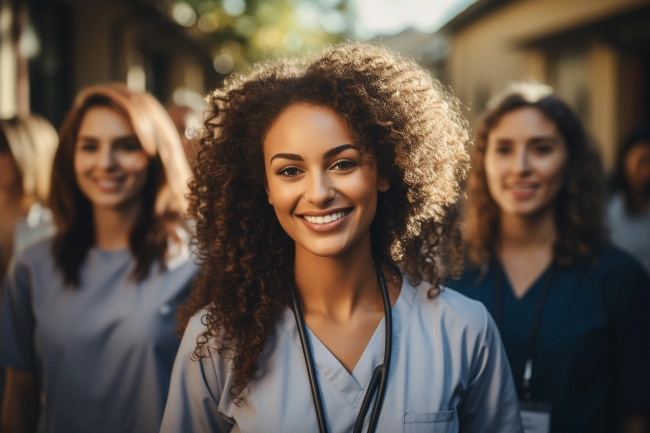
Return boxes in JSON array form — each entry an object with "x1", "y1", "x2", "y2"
[{"x1": 278, "y1": 275, "x2": 418, "y2": 409}]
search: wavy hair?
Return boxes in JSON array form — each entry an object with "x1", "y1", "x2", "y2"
[
  {"x1": 50, "y1": 83, "x2": 192, "y2": 286},
  {"x1": 464, "y1": 82, "x2": 607, "y2": 267},
  {"x1": 180, "y1": 41, "x2": 470, "y2": 403}
]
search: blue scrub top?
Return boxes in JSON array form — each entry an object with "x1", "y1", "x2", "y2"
[
  {"x1": 446, "y1": 245, "x2": 650, "y2": 433},
  {"x1": 160, "y1": 276, "x2": 524, "y2": 433},
  {"x1": 0, "y1": 236, "x2": 199, "y2": 433}
]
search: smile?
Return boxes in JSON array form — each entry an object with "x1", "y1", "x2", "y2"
[
  {"x1": 299, "y1": 208, "x2": 352, "y2": 232},
  {"x1": 303, "y1": 210, "x2": 349, "y2": 224},
  {"x1": 93, "y1": 176, "x2": 126, "y2": 192}
]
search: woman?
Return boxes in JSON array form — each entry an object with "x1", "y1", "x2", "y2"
[
  {"x1": 607, "y1": 126, "x2": 650, "y2": 274},
  {"x1": 160, "y1": 42, "x2": 523, "y2": 433},
  {"x1": 0, "y1": 115, "x2": 58, "y2": 282},
  {"x1": 0, "y1": 84, "x2": 198, "y2": 433},
  {"x1": 447, "y1": 82, "x2": 650, "y2": 433}
]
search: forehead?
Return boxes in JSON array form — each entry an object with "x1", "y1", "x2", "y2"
[
  {"x1": 78, "y1": 106, "x2": 135, "y2": 138},
  {"x1": 263, "y1": 104, "x2": 355, "y2": 157},
  {"x1": 489, "y1": 107, "x2": 561, "y2": 139}
]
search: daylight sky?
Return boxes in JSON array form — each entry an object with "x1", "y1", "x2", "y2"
[{"x1": 350, "y1": 0, "x2": 477, "y2": 39}]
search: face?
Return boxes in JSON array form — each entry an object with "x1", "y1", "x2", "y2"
[
  {"x1": 264, "y1": 104, "x2": 389, "y2": 257},
  {"x1": 484, "y1": 107, "x2": 569, "y2": 219},
  {"x1": 74, "y1": 106, "x2": 150, "y2": 211},
  {"x1": 624, "y1": 142, "x2": 650, "y2": 193}
]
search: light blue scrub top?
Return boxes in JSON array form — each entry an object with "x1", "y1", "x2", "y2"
[
  {"x1": 0, "y1": 237, "x2": 198, "y2": 433},
  {"x1": 160, "y1": 277, "x2": 524, "y2": 433}
]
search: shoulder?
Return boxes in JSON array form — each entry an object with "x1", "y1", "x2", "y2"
[
  {"x1": 593, "y1": 244, "x2": 649, "y2": 280},
  {"x1": 410, "y1": 279, "x2": 491, "y2": 343},
  {"x1": 12, "y1": 236, "x2": 55, "y2": 271}
]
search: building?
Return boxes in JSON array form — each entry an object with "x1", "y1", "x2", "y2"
[
  {"x1": 0, "y1": 0, "x2": 219, "y2": 127},
  {"x1": 439, "y1": 0, "x2": 650, "y2": 170}
]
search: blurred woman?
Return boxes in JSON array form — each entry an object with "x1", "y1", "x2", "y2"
[
  {"x1": 0, "y1": 83, "x2": 198, "y2": 433},
  {"x1": 0, "y1": 115, "x2": 58, "y2": 282},
  {"x1": 607, "y1": 126, "x2": 650, "y2": 274},
  {"x1": 447, "y1": 83, "x2": 650, "y2": 433}
]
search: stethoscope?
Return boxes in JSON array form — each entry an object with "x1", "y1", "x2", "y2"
[{"x1": 291, "y1": 261, "x2": 393, "y2": 433}]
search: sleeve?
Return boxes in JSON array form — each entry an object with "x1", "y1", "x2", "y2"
[
  {"x1": 458, "y1": 304, "x2": 524, "y2": 433},
  {"x1": 0, "y1": 255, "x2": 37, "y2": 371},
  {"x1": 159, "y1": 311, "x2": 234, "y2": 433},
  {"x1": 605, "y1": 257, "x2": 650, "y2": 414}
]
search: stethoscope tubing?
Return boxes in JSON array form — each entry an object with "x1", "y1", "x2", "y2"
[{"x1": 291, "y1": 261, "x2": 393, "y2": 433}]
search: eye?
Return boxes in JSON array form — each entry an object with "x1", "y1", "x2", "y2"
[
  {"x1": 79, "y1": 142, "x2": 98, "y2": 152},
  {"x1": 115, "y1": 140, "x2": 141, "y2": 152},
  {"x1": 535, "y1": 144, "x2": 554, "y2": 154},
  {"x1": 330, "y1": 159, "x2": 357, "y2": 171},
  {"x1": 278, "y1": 166, "x2": 302, "y2": 178},
  {"x1": 495, "y1": 146, "x2": 511, "y2": 155}
]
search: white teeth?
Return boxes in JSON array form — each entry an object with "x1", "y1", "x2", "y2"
[{"x1": 304, "y1": 211, "x2": 347, "y2": 224}]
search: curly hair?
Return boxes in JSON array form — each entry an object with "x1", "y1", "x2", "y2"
[
  {"x1": 50, "y1": 83, "x2": 192, "y2": 286},
  {"x1": 179, "y1": 41, "x2": 470, "y2": 403},
  {"x1": 464, "y1": 82, "x2": 607, "y2": 267}
]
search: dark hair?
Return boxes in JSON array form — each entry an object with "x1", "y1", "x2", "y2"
[
  {"x1": 180, "y1": 41, "x2": 470, "y2": 403},
  {"x1": 49, "y1": 83, "x2": 192, "y2": 286},
  {"x1": 611, "y1": 125, "x2": 650, "y2": 212},
  {"x1": 464, "y1": 82, "x2": 607, "y2": 266}
]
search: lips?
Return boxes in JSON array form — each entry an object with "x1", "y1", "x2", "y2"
[
  {"x1": 507, "y1": 183, "x2": 538, "y2": 200},
  {"x1": 93, "y1": 176, "x2": 126, "y2": 193},
  {"x1": 298, "y1": 208, "x2": 352, "y2": 232}
]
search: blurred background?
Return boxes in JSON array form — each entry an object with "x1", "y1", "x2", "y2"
[{"x1": 1, "y1": 0, "x2": 650, "y2": 170}]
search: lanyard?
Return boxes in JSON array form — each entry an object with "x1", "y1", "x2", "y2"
[
  {"x1": 291, "y1": 261, "x2": 393, "y2": 433},
  {"x1": 493, "y1": 262, "x2": 556, "y2": 401}
]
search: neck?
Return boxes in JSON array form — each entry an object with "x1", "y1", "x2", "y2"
[
  {"x1": 497, "y1": 207, "x2": 557, "y2": 252},
  {"x1": 293, "y1": 231, "x2": 380, "y2": 323},
  {"x1": 92, "y1": 202, "x2": 141, "y2": 250}
]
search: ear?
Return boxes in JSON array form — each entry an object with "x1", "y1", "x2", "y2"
[
  {"x1": 377, "y1": 177, "x2": 390, "y2": 193},
  {"x1": 265, "y1": 182, "x2": 274, "y2": 205}
]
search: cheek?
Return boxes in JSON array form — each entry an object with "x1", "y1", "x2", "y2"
[
  {"x1": 483, "y1": 155, "x2": 503, "y2": 192},
  {"x1": 120, "y1": 153, "x2": 150, "y2": 177},
  {"x1": 73, "y1": 152, "x2": 92, "y2": 177}
]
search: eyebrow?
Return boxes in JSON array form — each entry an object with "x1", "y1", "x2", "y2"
[
  {"x1": 77, "y1": 135, "x2": 138, "y2": 142},
  {"x1": 270, "y1": 143, "x2": 358, "y2": 163},
  {"x1": 323, "y1": 143, "x2": 357, "y2": 159}
]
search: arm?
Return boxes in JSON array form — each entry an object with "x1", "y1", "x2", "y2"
[
  {"x1": 458, "y1": 304, "x2": 524, "y2": 433},
  {"x1": 1, "y1": 368, "x2": 40, "y2": 433},
  {"x1": 606, "y1": 258, "x2": 650, "y2": 432},
  {"x1": 159, "y1": 311, "x2": 232, "y2": 433}
]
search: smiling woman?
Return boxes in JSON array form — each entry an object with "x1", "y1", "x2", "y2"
[
  {"x1": 0, "y1": 84, "x2": 198, "y2": 433},
  {"x1": 447, "y1": 82, "x2": 650, "y2": 433},
  {"x1": 160, "y1": 42, "x2": 524, "y2": 433}
]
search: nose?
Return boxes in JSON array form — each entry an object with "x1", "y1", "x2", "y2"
[
  {"x1": 513, "y1": 146, "x2": 531, "y2": 175},
  {"x1": 98, "y1": 145, "x2": 116, "y2": 170},
  {"x1": 304, "y1": 170, "x2": 335, "y2": 206}
]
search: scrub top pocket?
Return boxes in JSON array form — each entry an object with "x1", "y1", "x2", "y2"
[{"x1": 403, "y1": 409, "x2": 457, "y2": 433}]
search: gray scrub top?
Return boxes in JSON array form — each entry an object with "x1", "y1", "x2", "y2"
[
  {"x1": 160, "y1": 277, "x2": 524, "y2": 433},
  {"x1": 0, "y1": 237, "x2": 198, "y2": 433}
]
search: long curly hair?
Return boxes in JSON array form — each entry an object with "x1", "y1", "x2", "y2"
[
  {"x1": 50, "y1": 83, "x2": 192, "y2": 286},
  {"x1": 180, "y1": 41, "x2": 470, "y2": 403},
  {"x1": 464, "y1": 82, "x2": 607, "y2": 267}
]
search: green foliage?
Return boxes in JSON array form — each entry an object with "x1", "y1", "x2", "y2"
[{"x1": 170, "y1": 0, "x2": 350, "y2": 74}]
